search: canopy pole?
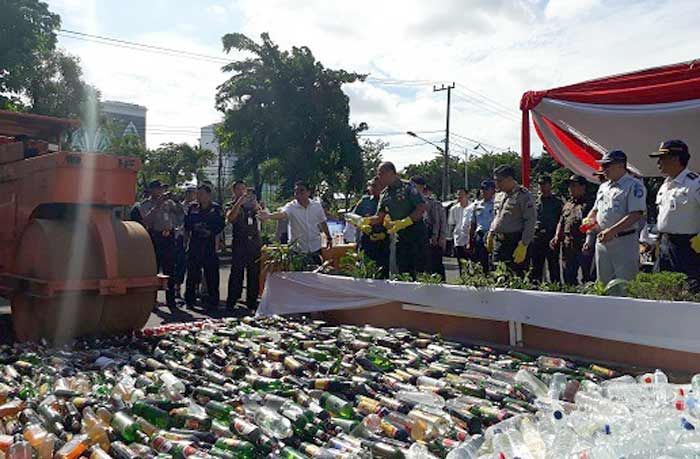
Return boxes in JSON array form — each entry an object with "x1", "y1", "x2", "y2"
[{"x1": 521, "y1": 109, "x2": 531, "y2": 187}]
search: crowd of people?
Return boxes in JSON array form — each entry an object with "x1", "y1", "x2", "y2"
[
  {"x1": 351, "y1": 139, "x2": 700, "y2": 293},
  {"x1": 130, "y1": 137, "x2": 700, "y2": 312}
]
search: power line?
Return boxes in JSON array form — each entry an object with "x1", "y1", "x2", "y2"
[
  {"x1": 451, "y1": 90, "x2": 519, "y2": 123},
  {"x1": 455, "y1": 82, "x2": 517, "y2": 114},
  {"x1": 358, "y1": 129, "x2": 442, "y2": 137}
]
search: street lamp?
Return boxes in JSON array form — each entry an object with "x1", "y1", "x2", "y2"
[{"x1": 406, "y1": 131, "x2": 448, "y2": 200}]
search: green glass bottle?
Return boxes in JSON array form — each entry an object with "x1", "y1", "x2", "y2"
[
  {"x1": 205, "y1": 400, "x2": 233, "y2": 422},
  {"x1": 280, "y1": 447, "x2": 308, "y2": 459},
  {"x1": 245, "y1": 374, "x2": 283, "y2": 392},
  {"x1": 111, "y1": 411, "x2": 145, "y2": 443},
  {"x1": 319, "y1": 392, "x2": 354, "y2": 420},
  {"x1": 213, "y1": 438, "x2": 256, "y2": 459},
  {"x1": 131, "y1": 401, "x2": 170, "y2": 429}
]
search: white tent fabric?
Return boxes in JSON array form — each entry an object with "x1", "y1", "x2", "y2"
[
  {"x1": 533, "y1": 98, "x2": 700, "y2": 178},
  {"x1": 259, "y1": 272, "x2": 700, "y2": 354}
]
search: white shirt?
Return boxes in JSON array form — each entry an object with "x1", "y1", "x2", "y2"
[
  {"x1": 655, "y1": 168, "x2": 700, "y2": 234},
  {"x1": 455, "y1": 202, "x2": 476, "y2": 247},
  {"x1": 281, "y1": 199, "x2": 327, "y2": 253},
  {"x1": 449, "y1": 202, "x2": 469, "y2": 246}
]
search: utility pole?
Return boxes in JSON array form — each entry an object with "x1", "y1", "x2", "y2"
[
  {"x1": 434, "y1": 82, "x2": 455, "y2": 201},
  {"x1": 463, "y1": 148, "x2": 469, "y2": 191}
]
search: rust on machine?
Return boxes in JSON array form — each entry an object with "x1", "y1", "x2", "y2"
[{"x1": 0, "y1": 109, "x2": 80, "y2": 142}]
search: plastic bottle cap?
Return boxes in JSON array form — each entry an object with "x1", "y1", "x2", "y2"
[
  {"x1": 603, "y1": 424, "x2": 611, "y2": 435},
  {"x1": 553, "y1": 410, "x2": 563, "y2": 420}
]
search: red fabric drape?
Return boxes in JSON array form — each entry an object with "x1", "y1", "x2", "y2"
[
  {"x1": 521, "y1": 59, "x2": 700, "y2": 110},
  {"x1": 521, "y1": 109, "x2": 530, "y2": 187}
]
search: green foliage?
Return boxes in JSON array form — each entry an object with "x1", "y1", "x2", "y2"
[
  {"x1": 216, "y1": 32, "x2": 367, "y2": 197},
  {"x1": 0, "y1": 0, "x2": 93, "y2": 117},
  {"x1": 391, "y1": 273, "x2": 415, "y2": 282},
  {"x1": 262, "y1": 242, "x2": 314, "y2": 272},
  {"x1": 626, "y1": 271, "x2": 698, "y2": 302},
  {"x1": 361, "y1": 139, "x2": 386, "y2": 183},
  {"x1": 141, "y1": 143, "x2": 214, "y2": 190},
  {"x1": 415, "y1": 273, "x2": 444, "y2": 284},
  {"x1": 337, "y1": 250, "x2": 383, "y2": 280}
]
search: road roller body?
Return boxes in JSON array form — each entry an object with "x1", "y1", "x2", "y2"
[{"x1": 0, "y1": 110, "x2": 163, "y2": 342}]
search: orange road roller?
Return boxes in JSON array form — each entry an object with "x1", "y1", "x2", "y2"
[{"x1": 0, "y1": 110, "x2": 164, "y2": 342}]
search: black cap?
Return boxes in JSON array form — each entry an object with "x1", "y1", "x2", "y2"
[
  {"x1": 568, "y1": 174, "x2": 587, "y2": 185},
  {"x1": 410, "y1": 176, "x2": 426, "y2": 186},
  {"x1": 650, "y1": 139, "x2": 690, "y2": 158},
  {"x1": 197, "y1": 183, "x2": 212, "y2": 193},
  {"x1": 493, "y1": 165, "x2": 515, "y2": 179},
  {"x1": 480, "y1": 179, "x2": 496, "y2": 190},
  {"x1": 147, "y1": 180, "x2": 163, "y2": 190},
  {"x1": 537, "y1": 174, "x2": 552, "y2": 184},
  {"x1": 596, "y1": 150, "x2": 627, "y2": 165}
]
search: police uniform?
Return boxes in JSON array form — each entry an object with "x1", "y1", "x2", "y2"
[
  {"x1": 353, "y1": 195, "x2": 389, "y2": 278},
  {"x1": 469, "y1": 197, "x2": 495, "y2": 272},
  {"x1": 530, "y1": 192, "x2": 563, "y2": 283},
  {"x1": 227, "y1": 204, "x2": 262, "y2": 309},
  {"x1": 651, "y1": 141, "x2": 700, "y2": 291},
  {"x1": 139, "y1": 192, "x2": 183, "y2": 308},
  {"x1": 490, "y1": 185, "x2": 536, "y2": 275},
  {"x1": 377, "y1": 179, "x2": 428, "y2": 278},
  {"x1": 593, "y1": 171, "x2": 646, "y2": 284},
  {"x1": 559, "y1": 195, "x2": 594, "y2": 285},
  {"x1": 184, "y1": 201, "x2": 226, "y2": 308}
]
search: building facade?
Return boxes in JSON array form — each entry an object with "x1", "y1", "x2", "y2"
[
  {"x1": 101, "y1": 101, "x2": 147, "y2": 143},
  {"x1": 200, "y1": 123, "x2": 236, "y2": 191}
]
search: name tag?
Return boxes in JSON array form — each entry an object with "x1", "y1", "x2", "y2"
[{"x1": 248, "y1": 217, "x2": 254, "y2": 226}]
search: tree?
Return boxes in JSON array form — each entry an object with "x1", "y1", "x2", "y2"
[
  {"x1": 0, "y1": 0, "x2": 93, "y2": 117},
  {"x1": 142, "y1": 143, "x2": 215, "y2": 189},
  {"x1": 361, "y1": 138, "x2": 386, "y2": 182},
  {"x1": 216, "y1": 32, "x2": 367, "y2": 197}
]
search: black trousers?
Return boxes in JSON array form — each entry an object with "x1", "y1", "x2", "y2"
[
  {"x1": 529, "y1": 234, "x2": 561, "y2": 283},
  {"x1": 227, "y1": 246, "x2": 261, "y2": 309},
  {"x1": 427, "y1": 245, "x2": 446, "y2": 281},
  {"x1": 173, "y1": 234, "x2": 187, "y2": 285},
  {"x1": 396, "y1": 223, "x2": 428, "y2": 280},
  {"x1": 359, "y1": 236, "x2": 390, "y2": 279},
  {"x1": 185, "y1": 250, "x2": 220, "y2": 307},
  {"x1": 657, "y1": 233, "x2": 700, "y2": 292},
  {"x1": 562, "y1": 239, "x2": 594, "y2": 285},
  {"x1": 454, "y1": 245, "x2": 469, "y2": 276},
  {"x1": 151, "y1": 232, "x2": 176, "y2": 306},
  {"x1": 492, "y1": 232, "x2": 527, "y2": 277}
]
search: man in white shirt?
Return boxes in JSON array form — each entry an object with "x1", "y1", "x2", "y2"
[
  {"x1": 449, "y1": 188, "x2": 470, "y2": 274},
  {"x1": 260, "y1": 181, "x2": 332, "y2": 266},
  {"x1": 650, "y1": 139, "x2": 700, "y2": 291}
]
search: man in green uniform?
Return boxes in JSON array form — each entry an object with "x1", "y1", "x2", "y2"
[
  {"x1": 370, "y1": 162, "x2": 428, "y2": 279},
  {"x1": 351, "y1": 177, "x2": 389, "y2": 277},
  {"x1": 550, "y1": 175, "x2": 595, "y2": 285},
  {"x1": 487, "y1": 165, "x2": 536, "y2": 276},
  {"x1": 530, "y1": 175, "x2": 563, "y2": 283}
]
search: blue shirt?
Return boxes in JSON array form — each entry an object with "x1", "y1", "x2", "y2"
[
  {"x1": 473, "y1": 198, "x2": 495, "y2": 234},
  {"x1": 185, "y1": 202, "x2": 225, "y2": 255}
]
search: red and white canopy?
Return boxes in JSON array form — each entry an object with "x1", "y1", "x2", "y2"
[{"x1": 520, "y1": 60, "x2": 700, "y2": 186}]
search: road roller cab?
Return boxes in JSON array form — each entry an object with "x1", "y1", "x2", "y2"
[{"x1": 0, "y1": 110, "x2": 163, "y2": 342}]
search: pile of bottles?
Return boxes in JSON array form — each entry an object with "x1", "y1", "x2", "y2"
[
  {"x1": 0, "y1": 315, "x2": 634, "y2": 458},
  {"x1": 461, "y1": 369, "x2": 700, "y2": 458}
]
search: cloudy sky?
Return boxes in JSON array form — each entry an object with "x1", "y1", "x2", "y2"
[{"x1": 49, "y1": 0, "x2": 700, "y2": 169}]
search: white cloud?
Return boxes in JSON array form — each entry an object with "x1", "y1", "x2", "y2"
[{"x1": 47, "y1": 0, "x2": 700, "y2": 173}]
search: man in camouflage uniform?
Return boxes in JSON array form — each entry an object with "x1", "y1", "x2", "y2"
[
  {"x1": 370, "y1": 162, "x2": 428, "y2": 279},
  {"x1": 487, "y1": 165, "x2": 536, "y2": 276},
  {"x1": 411, "y1": 177, "x2": 447, "y2": 281},
  {"x1": 530, "y1": 175, "x2": 563, "y2": 283},
  {"x1": 550, "y1": 175, "x2": 595, "y2": 285}
]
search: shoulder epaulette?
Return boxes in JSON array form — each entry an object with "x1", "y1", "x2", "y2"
[{"x1": 687, "y1": 171, "x2": 699, "y2": 180}]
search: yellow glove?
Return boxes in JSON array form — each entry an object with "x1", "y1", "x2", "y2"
[
  {"x1": 486, "y1": 233, "x2": 494, "y2": 253},
  {"x1": 383, "y1": 215, "x2": 393, "y2": 230},
  {"x1": 369, "y1": 232, "x2": 386, "y2": 242},
  {"x1": 513, "y1": 241, "x2": 528, "y2": 264},
  {"x1": 691, "y1": 234, "x2": 700, "y2": 253},
  {"x1": 359, "y1": 224, "x2": 373, "y2": 235},
  {"x1": 387, "y1": 217, "x2": 413, "y2": 234}
]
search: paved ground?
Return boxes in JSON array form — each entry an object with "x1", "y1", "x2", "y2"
[{"x1": 0, "y1": 257, "x2": 460, "y2": 343}]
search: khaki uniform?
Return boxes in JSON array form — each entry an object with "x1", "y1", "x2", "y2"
[
  {"x1": 490, "y1": 186, "x2": 536, "y2": 274},
  {"x1": 559, "y1": 197, "x2": 594, "y2": 285}
]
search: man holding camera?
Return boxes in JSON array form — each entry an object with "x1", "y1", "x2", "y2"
[{"x1": 226, "y1": 181, "x2": 262, "y2": 310}]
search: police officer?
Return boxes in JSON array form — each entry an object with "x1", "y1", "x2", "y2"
[
  {"x1": 370, "y1": 162, "x2": 428, "y2": 279},
  {"x1": 411, "y1": 178, "x2": 447, "y2": 281},
  {"x1": 351, "y1": 177, "x2": 389, "y2": 277},
  {"x1": 551, "y1": 175, "x2": 595, "y2": 285},
  {"x1": 487, "y1": 165, "x2": 536, "y2": 276},
  {"x1": 466, "y1": 180, "x2": 496, "y2": 273},
  {"x1": 226, "y1": 181, "x2": 262, "y2": 310},
  {"x1": 650, "y1": 140, "x2": 700, "y2": 291},
  {"x1": 139, "y1": 180, "x2": 183, "y2": 309},
  {"x1": 530, "y1": 175, "x2": 563, "y2": 283},
  {"x1": 585, "y1": 150, "x2": 646, "y2": 285},
  {"x1": 184, "y1": 183, "x2": 226, "y2": 309}
]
